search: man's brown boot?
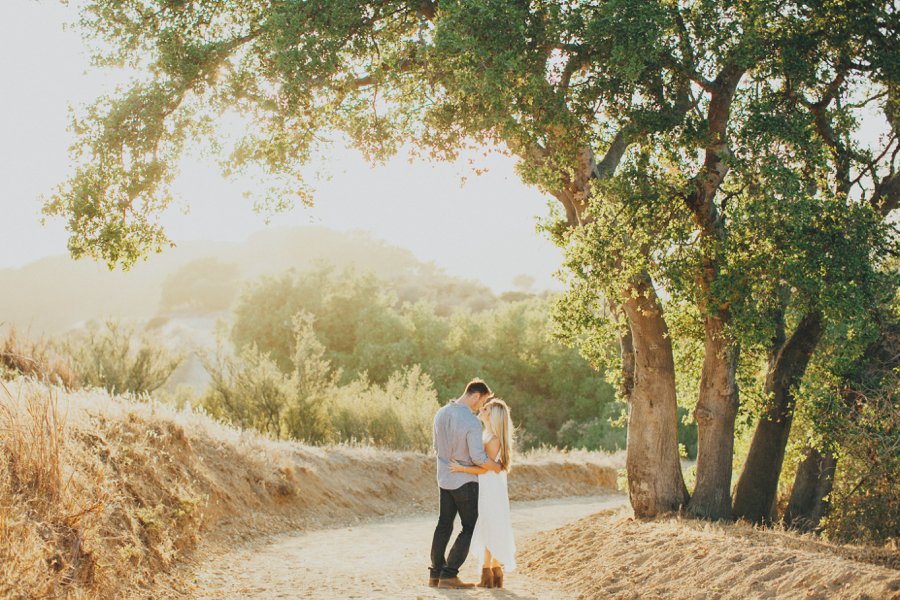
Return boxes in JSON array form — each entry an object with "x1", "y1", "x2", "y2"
[
  {"x1": 438, "y1": 577, "x2": 476, "y2": 589},
  {"x1": 428, "y1": 577, "x2": 439, "y2": 587},
  {"x1": 477, "y1": 567, "x2": 494, "y2": 588},
  {"x1": 491, "y1": 566, "x2": 503, "y2": 588}
]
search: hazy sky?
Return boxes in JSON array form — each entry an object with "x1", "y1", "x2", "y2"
[{"x1": 0, "y1": 1, "x2": 564, "y2": 292}]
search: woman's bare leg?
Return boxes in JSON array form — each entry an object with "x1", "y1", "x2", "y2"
[{"x1": 482, "y1": 549, "x2": 492, "y2": 569}]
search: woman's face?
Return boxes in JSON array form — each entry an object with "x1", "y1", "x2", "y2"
[{"x1": 478, "y1": 403, "x2": 492, "y2": 426}]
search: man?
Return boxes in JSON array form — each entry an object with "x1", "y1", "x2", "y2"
[{"x1": 429, "y1": 378, "x2": 502, "y2": 589}]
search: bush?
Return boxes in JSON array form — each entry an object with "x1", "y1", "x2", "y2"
[
  {"x1": 557, "y1": 402, "x2": 627, "y2": 452},
  {"x1": 62, "y1": 320, "x2": 183, "y2": 395},
  {"x1": 821, "y1": 363, "x2": 899, "y2": 544},
  {"x1": 786, "y1": 319, "x2": 900, "y2": 544},
  {"x1": 677, "y1": 406, "x2": 698, "y2": 460},
  {"x1": 328, "y1": 366, "x2": 439, "y2": 452},
  {"x1": 202, "y1": 314, "x2": 334, "y2": 443},
  {"x1": 204, "y1": 314, "x2": 439, "y2": 450}
]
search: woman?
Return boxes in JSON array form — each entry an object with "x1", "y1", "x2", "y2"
[{"x1": 449, "y1": 398, "x2": 516, "y2": 588}]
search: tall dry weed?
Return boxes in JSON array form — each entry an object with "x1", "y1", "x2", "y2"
[
  {"x1": 0, "y1": 379, "x2": 107, "y2": 598},
  {"x1": 0, "y1": 327, "x2": 76, "y2": 389},
  {"x1": 0, "y1": 380, "x2": 64, "y2": 505},
  {"x1": 0, "y1": 379, "x2": 159, "y2": 598}
]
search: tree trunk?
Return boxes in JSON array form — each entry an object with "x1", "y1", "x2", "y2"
[
  {"x1": 732, "y1": 311, "x2": 824, "y2": 523},
  {"x1": 609, "y1": 300, "x2": 636, "y2": 402},
  {"x1": 680, "y1": 66, "x2": 745, "y2": 521},
  {"x1": 687, "y1": 314, "x2": 739, "y2": 520},
  {"x1": 783, "y1": 447, "x2": 836, "y2": 531},
  {"x1": 621, "y1": 274, "x2": 689, "y2": 517}
]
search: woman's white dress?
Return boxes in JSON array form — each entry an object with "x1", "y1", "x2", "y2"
[{"x1": 470, "y1": 434, "x2": 516, "y2": 570}]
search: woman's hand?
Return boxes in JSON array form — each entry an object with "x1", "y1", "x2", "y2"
[{"x1": 449, "y1": 460, "x2": 465, "y2": 473}]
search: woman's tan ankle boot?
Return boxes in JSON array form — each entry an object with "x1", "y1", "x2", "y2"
[
  {"x1": 491, "y1": 566, "x2": 503, "y2": 588},
  {"x1": 478, "y1": 567, "x2": 494, "y2": 588}
]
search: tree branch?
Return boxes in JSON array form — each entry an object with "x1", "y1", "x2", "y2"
[
  {"x1": 671, "y1": 8, "x2": 715, "y2": 92},
  {"x1": 684, "y1": 64, "x2": 745, "y2": 234},
  {"x1": 872, "y1": 172, "x2": 899, "y2": 216}
]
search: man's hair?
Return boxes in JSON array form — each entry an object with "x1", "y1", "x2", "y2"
[{"x1": 464, "y1": 378, "x2": 492, "y2": 398}]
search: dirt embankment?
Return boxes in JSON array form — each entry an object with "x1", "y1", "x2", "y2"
[
  {"x1": 0, "y1": 378, "x2": 620, "y2": 599},
  {"x1": 521, "y1": 508, "x2": 900, "y2": 600}
]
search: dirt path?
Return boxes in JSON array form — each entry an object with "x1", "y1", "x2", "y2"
[{"x1": 192, "y1": 494, "x2": 627, "y2": 599}]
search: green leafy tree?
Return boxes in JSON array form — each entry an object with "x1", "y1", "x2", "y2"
[
  {"x1": 471, "y1": 298, "x2": 619, "y2": 449},
  {"x1": 160, "y1": 258, "x2": 240, "y2": 312},
  {"x1": 552, "y1": 1, "x2": 896, "y2": 519},
  {"x1": 232, "y1": 268, "x2": 417, "y2": 381}
]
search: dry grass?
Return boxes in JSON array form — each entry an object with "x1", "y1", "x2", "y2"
[
  {"x1": 0, "y1": 376, "x2": 619, "y2": 599},
  {"x1": 0, "y1": 327, "x2": 75, "y2": 389},
  {"x1": 520, "y1": 508, "x2": 900, "y2": 600},
  {"x1": 0, "y1": 379, "x2": 206, "y2": 598}
]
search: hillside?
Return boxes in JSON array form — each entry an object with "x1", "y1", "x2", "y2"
[
  {"x1": 0, "y1": 376, "x2": 619, "y2": 599},
  {"x1": 0, "y1": 227, "x2": 500, "y2": 336}
]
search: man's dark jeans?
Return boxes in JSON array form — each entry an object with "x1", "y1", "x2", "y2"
[{"x1": 429, "y1": 481, "x2": 479, "y2": 580}]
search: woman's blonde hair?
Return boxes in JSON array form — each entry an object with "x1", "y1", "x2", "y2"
[{"x1": 484, "y1": 399, "x2": 514, "y2": 471}]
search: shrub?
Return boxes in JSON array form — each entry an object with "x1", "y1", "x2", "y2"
[
  {"x1": 821, "y1": 365, "x2": 899, "y2": 544},
  {"x1": 204, "y1": 312, "x2": 439, "y2": 450},
  {"x1": 203, "y1": 313, "x2": 337, "y2": 443},
  {"x1": 328, "y1": 365, "x2": 439, "y2": 452},
  {"x1": 229, "y1": 270, "x2": 623, "y2": 450},
  {"x1": 61, "y1": 320, "x2": 183, "y2": 395}
]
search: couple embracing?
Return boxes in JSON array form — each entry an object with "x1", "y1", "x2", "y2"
[{"x1": 429, "y1": 379, "x2": 516, "y2": 590}]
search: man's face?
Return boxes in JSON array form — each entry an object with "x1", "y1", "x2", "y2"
[{"x1": 474, "y1": 393, "x2": 492, "y2": 412}]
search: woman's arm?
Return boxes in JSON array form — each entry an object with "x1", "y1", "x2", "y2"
[{"x1": 484, "y1": 437, "x2": 501, "y2": 466}]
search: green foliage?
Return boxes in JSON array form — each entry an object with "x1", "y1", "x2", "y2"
[
  {"x1": 228, "y1": 268, "x2": 619, "y2": 450},
  {"x1": 790, "y1": 306, "x2": 900, "y2": 544},
  {"x1": 465, "y1": 298, "x2": 619, "y2": 450},
  {"x1": 231, "y1": 268, "x2": 417, "y2": 381},
  {"x1": 202, "y1": 313, "x2": 335, "y2": 443},
  {"x1": 203, "y1": 309, "x2": 440, "y2": 450},
  {"x1": 329, "y1": 365, "x2": 439, "y2": 451},
  {"x1": 62, "y1": 319, "x2": 183, "y2": 395},
  {"x1": 822, "y1": 371, "x2": 899, "y2": 544},
  {"x1": 557, "y1": 401, "x2": 627, "y2": 453}
]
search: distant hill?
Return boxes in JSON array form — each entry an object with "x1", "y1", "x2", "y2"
[{"x1": 0, "y1": 227, "x2": 499, "y2": 337}]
